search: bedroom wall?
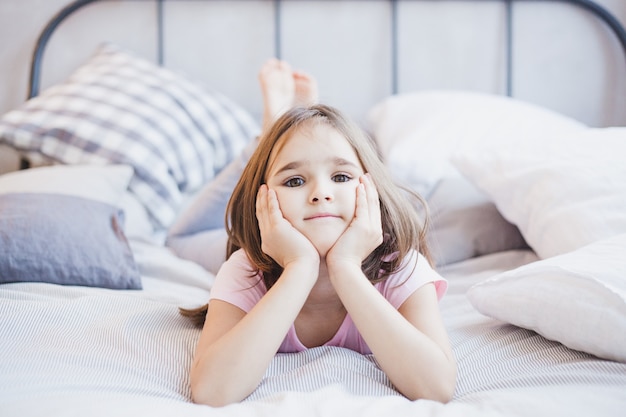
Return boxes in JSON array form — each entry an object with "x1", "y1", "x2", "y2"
[{"x1": 1, "y1": 0, "x2": 625, "y2": 171}]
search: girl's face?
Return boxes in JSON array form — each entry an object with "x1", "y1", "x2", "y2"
[{"x1": 265, "y1": 122, "x2": 365, "y2": 257}]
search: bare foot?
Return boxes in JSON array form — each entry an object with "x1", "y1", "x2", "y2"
[
  {"x1": 293, "y1": 70, "x2": 318, "y2": 108},
  {"x1": 259, "y1": 59, "x2": 295, "y2": 132},
  {"x1": 259, "y1": 59, "x2": 319, "y2": 132}
]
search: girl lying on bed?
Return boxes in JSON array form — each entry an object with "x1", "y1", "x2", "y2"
[{"x1": 170, "y1": 59, "x2": 457, "y2": 406}]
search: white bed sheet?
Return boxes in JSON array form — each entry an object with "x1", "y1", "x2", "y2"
[{"x1": 1, "y1": 243, "x2": 625, "y2": 417}]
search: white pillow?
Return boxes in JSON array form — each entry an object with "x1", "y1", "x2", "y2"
[
  {"x1": 0, "y1": 164, "x2": 132, "y2": 205},
  {"x1": 467, "y1": 233, "x2": 626, "y2": 363},
  {"x1": 367, "y1": 90, "x2": 585, "y2": 197},
  {"x1": 452, "y1": 127, "x2": 626, "y2": 259},
  {"x1": 118, "y1": 191, "x2": 160, "y2": 242}
]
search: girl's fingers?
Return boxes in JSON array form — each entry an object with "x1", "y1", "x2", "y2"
[
  {"x1": 257, "y1": 184, "x2": 279, "y2": 235},
  {"x1": 357, "y1": 174, "x2": 380, "y2": 222},
  {"x1": 256, "y1": 184, "x2": 268, "y2": 224},
  {"x1": 354, "y1": 181, "x2": 368, "y2": 221},
  {"x1": 257, "y1": 185, "x2": 289, "y2": 230},
  {"x1": 360, "y1": 175, "x2": 383, "y2": 246},
  {"x1": 360, "y1": 174, "x2": 381, "y2": 224},
  {"x1": 256, "y1": 184, "x2": 266, "y2": 209},
  {"x1": 266, "y1": 188, "x2": 282, "y2": 223}
]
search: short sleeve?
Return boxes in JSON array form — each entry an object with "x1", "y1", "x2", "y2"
[
  {"x1": 375, "y1": 250, "x2": 448, "y2": 309},
  {"x1": 209, "y1": 249, "x2": 267, "y2": 312}
]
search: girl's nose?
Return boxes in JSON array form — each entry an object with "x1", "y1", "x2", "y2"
[
  {"x1": 310, "y1": 181, "x2": 333, "y2": 203},
  {"x1": 311, "y1": 195, "x2": 332, "y2": 202}
]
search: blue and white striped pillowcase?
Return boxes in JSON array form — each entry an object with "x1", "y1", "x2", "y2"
[{"x1": 0, "y1": 43, "x2": 260, "y2": 230}]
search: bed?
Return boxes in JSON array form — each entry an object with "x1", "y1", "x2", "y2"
[{"x1": 1, "y1": 0, "x2": 625, "y2": 416}]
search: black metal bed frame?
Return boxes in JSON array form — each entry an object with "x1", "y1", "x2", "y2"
[{"x1": 27, "y1": 0, "x2": 626, "y2": 101}]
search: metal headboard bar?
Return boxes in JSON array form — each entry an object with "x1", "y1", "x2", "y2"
[
  {"x1": 391, "y1": 0, "x2": 399, "y2": 95},
  {"x1": 28, "y1": 0, "x2": 99, "y2": 99},
  {"x1": 27, "y1": 0, "x2": 626, "y2": 100},
  {"x1": 274, "y1": 0, "x2": 283, "y2": 59},
  {"x1": 505, "y1": 0, "x2": 514, "y2": 96},
  {"x1": 157, "y1": 0, "x2": 164, "y2": 65},
  {"x1": 565, "y1": 0, "x2": 626, "y2": 47}
]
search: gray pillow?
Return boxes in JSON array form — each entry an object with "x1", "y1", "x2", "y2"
[
  {"x1": 426, "y1": 176, "x2": 529, "y2": 267},
  {"x1": 0, "y1": 193, "x2": 141, "y2": 289}
]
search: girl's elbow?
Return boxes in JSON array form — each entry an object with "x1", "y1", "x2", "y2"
[
  {"x1": 405, "y1": 362, "x2": 457, "y2": 403},
  {"x1": 190, "y1": 376, "x2": 219, "y2": 407},
  {"x1": 433, "y1": 360, "x2": 458, "y2": 403},
  {"x1": 431, "y1": 377, "x2": 457, "y2": 403},
  {"x1": 190, "y1": 365, "x2": 261, "y2": 407},
  {"x1": 191, "y1": 391, "x2": 231, "y2": 408},
  {"x1": 190, "y1": 379, "x2": 243, "y2": 408},
  {"x1": 404, "y1": 379, "x2": 456, "y2": 404},
  {"x1": 189, "y1": 365, "x2": 241, "y2": 407}
]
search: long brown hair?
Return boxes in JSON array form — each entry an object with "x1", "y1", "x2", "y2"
[
  {"x1": 181, "y1": 104, "x2": 431, "y2": 326},
  {"x1": 227, "y1": 104, "x2": 431, "y2": 287}
]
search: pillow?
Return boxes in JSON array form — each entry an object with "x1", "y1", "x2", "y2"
[
  {"x1": 0, "y1": 43, "x2": 260, "y2": 230},
  {"x1": 0, "y1": 164, "x2": 158, "y2": 240},
  {"x1": 367, "y1": 90, "x2": 586, "y2": 197},
  {"x1": 452, "y1": 127, "x2": 626, "y2": 259},
  {"x1": 0, "y1": 193, "x2": 141, "y2": 289},
  {"x1": 467, "y1": 233, "x2": 626, "y2": 363},
  {"x1": 366, "y1": 91, "x2": 582, "y2": 264},
  {"x1": 118, "y1": 191, "x2": 159, "y2": 242},
  {"x1": 0, "y1": 164, "x2": 133, "y2": 205},
  {"x1": 166, "y1": 139, "x2": 259, "y2": 274},
  {"x1": 426, "y1": 176, "x2": 528, "y2": 267}
]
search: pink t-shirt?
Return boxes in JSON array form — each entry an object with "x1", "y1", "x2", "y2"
[{"x1": 209, "y1": 248, "x2": 447, "y2": 354}]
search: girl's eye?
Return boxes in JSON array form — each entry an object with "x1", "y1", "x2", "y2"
[
  {"x1": 284, "y1": 177, "x2": 304, "y2": 187},
  {"x1": 332, "y1": 173, "x2": 352, "y2": 183}
]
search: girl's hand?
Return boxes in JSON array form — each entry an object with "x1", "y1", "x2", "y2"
[
  {"x1": 326, "y1": 174, "x2": 383, "y2": 268},
  {"x1": 256, "y1": 184, "x2": 319, "y2": 269}
]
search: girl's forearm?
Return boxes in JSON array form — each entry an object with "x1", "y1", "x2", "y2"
[
  {"x1": 329, "y1": 264, "x2": 456, "y2": 402},
  {"x1": 191, "y1": 262, "x2": 317, "y2": 406}
]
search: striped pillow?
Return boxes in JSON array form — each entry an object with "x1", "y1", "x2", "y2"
[{"x1": 0, "y1": 43, "x2": 259, "y2": 230}]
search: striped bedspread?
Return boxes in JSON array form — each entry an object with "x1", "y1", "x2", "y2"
[{"x1": 1, "y1": 249, "x2": 625, "y2": 417}]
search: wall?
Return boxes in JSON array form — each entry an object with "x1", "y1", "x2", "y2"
[{"x1": 1, "y1": 0, "x2": 625, "y2": 172}]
